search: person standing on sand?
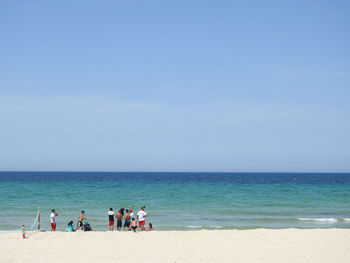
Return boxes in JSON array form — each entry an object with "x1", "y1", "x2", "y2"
[
  {"x1": 116, "y1": 209, "x2": 123, "y2": 231},
  {"x1": 108, "y1": 208, "x2": 115, "y2": 231},
  {"x1": 137, "y1": 206, "x2": 148, "y2": 231},
  {"x1": 124, "y1": 209, "x2": 131, "y2": 231},
  {"x1": 50, "y1": 209, "x2": 58, "y2": 231}
]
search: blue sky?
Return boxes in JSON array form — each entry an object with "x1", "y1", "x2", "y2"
[{"x1": 0, "y1": 0, "x2": 349, "y2": 172}]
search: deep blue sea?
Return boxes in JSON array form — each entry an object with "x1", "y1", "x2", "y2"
[{"x1": 1, "y1": 172, "x2": 350, "y2": 231}]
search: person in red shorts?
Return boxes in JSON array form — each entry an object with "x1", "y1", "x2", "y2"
[
  {"x1": 108, "y1": 208, "x2": 115, "y2": 231},
  {"x1": 50, "y1": 209, "x2": 59, "y2": 231},
  {"x1": 137, "y1": 206, "x2": 148, "y2": 231}
]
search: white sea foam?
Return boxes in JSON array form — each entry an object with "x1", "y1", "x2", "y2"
[
  {"x1": 186, "y1": 225, "x2": 223, "y2": 229},
  {"x1": 297, "y1": 218, "x2": 338, "y2": 223}
]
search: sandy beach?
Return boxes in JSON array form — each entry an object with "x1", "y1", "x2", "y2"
[{"x1": 0, "y1": 229, "x2": 349, "y2": 263}]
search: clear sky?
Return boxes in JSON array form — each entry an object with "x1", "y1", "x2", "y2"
[{"x1": 0, "y1": 0, "x2": 349, "y2": 172}]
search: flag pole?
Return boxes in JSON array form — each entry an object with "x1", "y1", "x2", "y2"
[{"x1": 37, "y1": 207, "x2": 41, "y2": 231}]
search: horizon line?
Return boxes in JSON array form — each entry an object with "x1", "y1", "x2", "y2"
[{"x1": 1, "y1": 170, "x2": 350, "y2": 174}]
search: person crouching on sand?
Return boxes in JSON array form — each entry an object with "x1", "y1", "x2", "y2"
[
  {"x1": 50, "y1": 209, "x2": 59, "y2": 231},
  {"x1": 147, "y1": 223, "x2": 153, "y2": 231},
  {"x1": 130, "y1": 218, "x2": 138, "y2": 232},
  {"x1": 108, "y1": 208, "x2": 115, "y2": 231},
  {"x1": 66, "y1": 221, "x2": 75, "y2": 232}
]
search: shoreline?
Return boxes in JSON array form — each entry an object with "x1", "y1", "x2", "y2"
[
  {"x1": 1, "y1": 229, "x2": 349, "y2": 263},
  {"x1": 2, "y1": 226, "x2": 350, "y2": 234}
]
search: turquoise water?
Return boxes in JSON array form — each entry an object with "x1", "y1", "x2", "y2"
[{"x1": 0, "y1": 172, "x2": 350, "y2": 231}]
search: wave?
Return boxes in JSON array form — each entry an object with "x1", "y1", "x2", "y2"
[
  {"x1": 337, "y1": 218, "x2": 350, "y2": 223},
  {"x1": 169, "y1": 225, "x2": 226, "y2": 229},
  {"x1": 297, "y1": 218, "x2": 338, "y2": 223}
]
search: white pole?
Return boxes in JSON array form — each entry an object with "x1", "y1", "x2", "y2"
[{"x1": 37, "y1": 207, "x2": 41, "y2": 231}]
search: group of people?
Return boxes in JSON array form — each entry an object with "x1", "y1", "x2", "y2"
[
  {"x1": 49, "y1": 206, "x2": 153, "y2": 232},
  {"x1": 107, "y1": 206, "x2": 152, "y2": 232}
]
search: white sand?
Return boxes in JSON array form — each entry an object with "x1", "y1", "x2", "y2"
[{"x1": 1, "y1": 229, "x2": 349, "y2": 263}]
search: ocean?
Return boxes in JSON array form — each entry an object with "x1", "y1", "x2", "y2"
[{"x1": 0, "y1": 172, "x2": 350, "y2": 231}]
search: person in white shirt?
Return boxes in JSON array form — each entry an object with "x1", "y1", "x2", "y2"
[
  {"x1": 108, "y1": 208, "x2": 115, "y2": 231},
  {"x1": 129, "y1": 205, "x2": 135, "y2": 219},
  {"x1": 137, "y1": 206, "x2": 148, "y2": 231},
  {"x1": 50, "y1": 209, "x2": 58, "y2": 231}
]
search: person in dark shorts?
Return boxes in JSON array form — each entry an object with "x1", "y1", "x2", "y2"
[
  {"x1": 108, "y1": 208, "x2": 115, "y2": 231},
  {"x1": 124, "y1": 209, "x2": 131, "y2": 231},
  {"x1": 116, "y1": 209, "x2": 123, "y2": 231}
]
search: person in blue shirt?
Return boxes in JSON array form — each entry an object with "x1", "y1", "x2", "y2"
[{"x1": 66, "y1": 221, "x2": 75, "y2": 232}]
